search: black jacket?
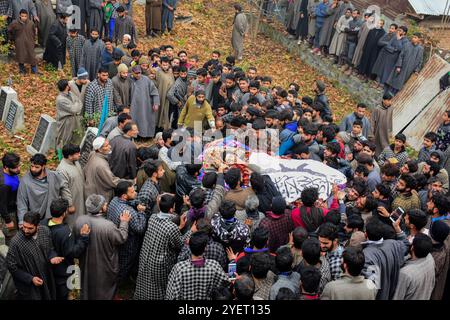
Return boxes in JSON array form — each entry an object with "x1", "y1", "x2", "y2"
[
  {"x1": 44, "y1": 220, "x2": 89, "y2": 281},
  {"x1": 175, "y1": 165, "x2": 201, "y2": 198},
  {"x1": 0, "y1": 175, "x2": 17, "y2": 224},
  {"x1": 255, "y1": 175, "x2": 282, "y2": 214},
  {"x1": 43, "y1": 20, "x2": 67, "y2": 68}
]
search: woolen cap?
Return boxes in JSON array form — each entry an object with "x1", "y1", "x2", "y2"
[
  {"x1": 131, "y1": 65, "x2": 142, "y2": 73},
  {"x1": 117, "y1": 63, "x2": 128, "y2": 73},
  {"x1": 85, "y1": 194, "x2": 106, "y2": 214},
  {"x1": 139, "y1": 56, "x2": 150, "y2": 65},
  {"x1": 77, "y1": 67, "x2": 89, "y2": 79}
]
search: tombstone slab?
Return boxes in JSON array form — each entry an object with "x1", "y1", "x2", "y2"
[
  {"x1": 0, "y1": 230, "x2": 5, "y2": 246},
  {"x1": 26, "y1": 114, "x2": 57, "y2": 155},
  {"x1": 0, "y1": 87, "x2": 17, "y2": 122},
  {"x1": 79, "y1": 127, "x2": 99, "y2": 168},
  {"x1": 4, "y1": 100, "x2": 24, "y2": 134}
]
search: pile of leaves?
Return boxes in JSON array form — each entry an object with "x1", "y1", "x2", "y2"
[{"x1": 0, "y1": 0, "x2": 356, "y2": 170}]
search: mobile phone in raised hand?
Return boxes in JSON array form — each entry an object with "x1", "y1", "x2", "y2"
[
  {"x1": 228, "y1": 262, "x2": 237, "y2": 280},
  {"x1": 390, "y1": 207, "x2": 405, "y2": 223}
]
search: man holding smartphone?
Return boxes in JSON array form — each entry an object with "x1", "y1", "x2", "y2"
[{"x1": 391, "y1": 174, "x2": 421, "y2": 213}]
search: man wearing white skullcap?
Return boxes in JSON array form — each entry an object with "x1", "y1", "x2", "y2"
[{"x1": 83, "y1": 137, "x2": 121, "y2": 202}]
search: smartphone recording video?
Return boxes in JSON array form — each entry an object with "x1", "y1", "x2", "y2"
[
  {"x1": 228, "y1": 262, "x2": 236, "y2": 280},
  {"x1": 390, "y1": 207, "x2": 405, "y2": 223}
]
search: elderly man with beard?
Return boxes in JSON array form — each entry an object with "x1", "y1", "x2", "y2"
[
  {"x1": 84, "y1": 137, "x2": 121, "y2": 203},
  {"x1": 16, "y1": 154, "x2": 71, "y2": 228},
  {"x1": 6, "y1": 212, "x2": 64, "y2": 300},
  {"x1": 178, "y1": 90, "x2": 215, "y2": 130},
  {"x1": 75, "y1": 194, "x2": 131, "y2": 300}
]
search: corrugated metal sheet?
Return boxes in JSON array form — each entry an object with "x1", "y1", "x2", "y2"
[
  {"x1": 351, "y1": 0, "x2": 409, "y2": 19},
  {"x1": 392, "y1": 54, "x2": 450, "y2": 134},
  {"x1": 402, "y1": 88, "x2": 450, "y2": 150},
  {"x1": 408, "y1": 0, "x2": 449, "y2": 16}
]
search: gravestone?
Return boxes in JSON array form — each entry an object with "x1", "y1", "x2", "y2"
[
  {"x1": 0, "y1": 87, "x2": 17, "y2": 122},
  {"x1": 4, "y1": 100, "x2": 24, "y2": 133},
  {"x1": 26, "y1": 114, "x2": 56, "y2": 155},
  {"x1": 79, "y1": 127, "x2": 99, "y2": 168}
]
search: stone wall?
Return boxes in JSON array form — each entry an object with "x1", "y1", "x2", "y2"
[{"x1": 250, "y1": 14, "x2": 384, "y2": 111}]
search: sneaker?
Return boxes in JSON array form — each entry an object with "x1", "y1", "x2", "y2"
[{"x1": 297, "y1": 39, "x2": 302, "y2": 45}]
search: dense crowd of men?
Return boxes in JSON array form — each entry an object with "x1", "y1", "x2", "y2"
[
  {"x1": 1, "y1": 0, "x2": 450, "y2": 301},
  {"x1": 282, "y1": 0, "x2": 424, "y2": 96}
]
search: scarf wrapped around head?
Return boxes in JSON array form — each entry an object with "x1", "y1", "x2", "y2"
[{"x1": 188, "y1": 206, "x2": 207, "y2": 221}]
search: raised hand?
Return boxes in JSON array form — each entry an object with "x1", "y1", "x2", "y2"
[
  {"x1": 80, "y1": 224, "x2": 90, "y2": 236},
  {"x1": 50, "y1": 257, "x2": 65, "y2": 265},
  {"x1": 120, "y1": 210, "x2": 131, "y2": 222}
]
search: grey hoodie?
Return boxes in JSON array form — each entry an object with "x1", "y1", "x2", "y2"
[{"x1": 16, "y1": 170, "x2": 68, "y2": 224}]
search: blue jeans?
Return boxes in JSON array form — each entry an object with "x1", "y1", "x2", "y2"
[
  {"x1": 314, "y1": 24, "x2": 323, "y2": 49},
  {"x1": 162, "y1": 7, "x2": 174, "y2": 32}
]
